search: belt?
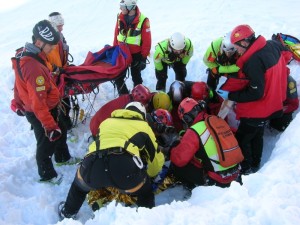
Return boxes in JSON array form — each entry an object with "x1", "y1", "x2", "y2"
[{"x1": 96, "y1": 147, "x2": 125, "y2": 158}]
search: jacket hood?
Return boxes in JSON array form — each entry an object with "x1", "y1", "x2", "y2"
[{"x1": 111, "y1": 109, "x2": 144, "y2": 120}]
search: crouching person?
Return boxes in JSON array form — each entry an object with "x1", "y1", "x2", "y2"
[
  {"x1": 58, "y1": 102, "x2": 164, "y2": 219},
  {"x1": 169, "y1": 98, "x2": 243, "y2": 189}
]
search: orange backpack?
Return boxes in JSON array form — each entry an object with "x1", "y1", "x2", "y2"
[{"x1": 205, "y1": 115, "x2": 244, "y2": 167}]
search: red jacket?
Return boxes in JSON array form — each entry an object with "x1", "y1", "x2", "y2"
[
  {"x1": 90, "y1": 94, "x2": 133, "y2": 136},
  {"x1": 113, "y1": 7, "x2": 151, "y2": 58},
  {"x1": 170, "y1": 112, "x2": 207, "y2": 169},
  {"x1": 228, "y1": 36, "x2": 292, "y2": 119},
  {"x1": 13, "y1": 52, "x2": 60, "y2": 130}
]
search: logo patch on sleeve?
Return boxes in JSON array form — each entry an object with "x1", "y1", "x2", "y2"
[
  {"x1": 36, "y1": 76, "x2": 45, "y2": 86},
  {"x1": 36, "y1": 86, "x2": 46, "y2": 92}
]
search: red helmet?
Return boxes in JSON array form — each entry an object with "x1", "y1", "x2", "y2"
[
  {"x1": 131, "y1": 84, "x2": 151, "y2": 105},
  {"x1": 177, "y1": 97, "x2": 198, "y2": 120},
  {"x1": 191, "y1": 82, "x2": 209, "y2": 101},
  {"x1": 152, "y1": 109, "x2": 173, "y2": 126},
  {"x1": 230, "y1": 24, "x2": 255, "y2": 44}
]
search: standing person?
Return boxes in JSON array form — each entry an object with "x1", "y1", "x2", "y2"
[
  {"x1": 47, "y1": 12, "x2": 73, "y2": 130},
  {"x1": 12, "y1": 20, "x2": 77, "y2": 184},
  {"x1": 58, "y1": 102, "x2": 164, "y2": 219},
  {"x1": 217, "y1": 24, "x2": 293, "y2": 174},
  {"x1": 203, "y1": 32, "x2": 239, "y2": 90},
  {"x1": 169, "y1": 98, "x2": 241, "y2": 189},
  {"x1": 113, "y1": 0, "x2": 151, "y2": 95},
  {"x1": 154, "y1": 32, "x2": 193, "y2": 92}
]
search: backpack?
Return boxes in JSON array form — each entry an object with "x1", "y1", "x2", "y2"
[
  {"x1": 272, "y1": 33, "x2": 300, "y2": 62},
  {"x1": 204, "y1": 115, "x2": 244, "y2": 167}
]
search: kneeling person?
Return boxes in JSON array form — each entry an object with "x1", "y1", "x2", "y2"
[{"x1": 59, "y1": 102, "x2": 164, "y2": 219}]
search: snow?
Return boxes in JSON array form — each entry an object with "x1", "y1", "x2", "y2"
[{"x1": 1, "y1": 0, "x2": 300, "y2": 224}]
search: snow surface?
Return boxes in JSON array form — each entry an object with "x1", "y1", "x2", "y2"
[{"x1": 0, "y1": 0, "x2": 300, "y2": 224}]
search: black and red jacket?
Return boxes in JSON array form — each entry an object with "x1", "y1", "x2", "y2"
[{"x1": 226, "y1": 36, "x2": 292, "y2": 120}]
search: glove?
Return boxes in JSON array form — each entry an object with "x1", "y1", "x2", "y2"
[
  {"x1": 45, "y1": 125, "x2": 62, "y2": 142},
  {"x1": 211, "y1": 67, "x2": 219, "y2": 75},
  {"x1": 160, "y1": 132, "x2": 180, "y2": 148},
  {"x1": 198, "y1": 100, "x2": 207, "y2": 110},
  {"x1": 51, "y1": 65, "x2": 65, "y2": 77},
  {"x1": 16, "y1": 109, "x2": 25, "y2": 116},
  {"x1": 217, "y1": 89, "x2": 229, "y2": 100}
]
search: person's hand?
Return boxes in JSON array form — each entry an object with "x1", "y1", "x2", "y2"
[
  {"x1": 217, "y1": 89, "x2": 229, "y2": 100},
  {"x1": 16, "y1": 109, "x2": 25, "y2": 116},
  {"x1": 45, "y1": 125, "x2": 62, "y2": 142},
  {"x1": 211, "y1": 67, "x2": 219, "y2": 76},
  {"x1": 10, "y1": 99, "x2": 25, "y2": 116},
  {"x1": 52, "y1": 65, "x2": 65, "y2": 77}
]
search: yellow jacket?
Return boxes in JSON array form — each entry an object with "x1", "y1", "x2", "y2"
[{"x1": 89, "y1": 109, "x2": 164, "y2": 177}]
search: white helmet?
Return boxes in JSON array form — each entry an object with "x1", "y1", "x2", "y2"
[
  {"x1": 48, "y1": 12, "x2": 64, "y2": 27},
  {"x1": 120, "y1": 0, "x2": 137, "y2": 10},
  {"x1": 221, "y1": 32, "x2": 236, "y2": 55},
  {"x1": 169, "y1": 32, "x2": 186, "y2": 50},
  {"x1": 125, "y1": 101, "x2": 146, "y2": 119}
]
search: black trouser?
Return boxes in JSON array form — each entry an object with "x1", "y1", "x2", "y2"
[
  {"x1": 114, "y1": 53, "x2": 144, "y2": 95},
  {"x1": 206, "y1": 69, "x2": 220, "y2": 91},
  {"x1": 61, "y1": 97, "x2": 72, "y2": 130},
  {"x1": 63, "y1": 150, "x2": 154, "y2": 215},
  {"x1": 269, "y1": 113, "x2": 293, "y2": 132},
  {"x1": 155, "y1": 61, "x2": 187, "y2": 91},
  {"x1": 25, "y1": 107, "x2": 70, "y2": 180},
  {"x1": 171, "y1": 163, "x2": 206, "y2": 189},
  {"x1": 235, "y1": 119, "x2": 265, "y2": 171}
]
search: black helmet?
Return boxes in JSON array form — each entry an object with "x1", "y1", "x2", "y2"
[
  {"x1": 32, "y1": 20, "x2": 60, "y2": 45},
  {"x1": 169, "y1": 80, "x2": 185, "y2": 104}
]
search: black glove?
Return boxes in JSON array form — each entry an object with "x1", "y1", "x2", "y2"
[
  {"x1": 45, "y1": 125, "x2": 62, "y2": 142},
  {"x1": 16, "y1": 109, "x2": 25, "y2": 116},
  {"x1": 168, "y1": 52, "x2": 177, "y2": 62},
  {"x1": 160, "y1": 132, "x2": 180, "y2": 148},
  {"x1": 52, "y1": 65, "x2": 65, "y2": 77}
]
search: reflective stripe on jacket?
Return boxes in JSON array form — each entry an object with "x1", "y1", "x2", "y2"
[{"x1": 117, "y1": 13, "x2": 146, "y2": 46}]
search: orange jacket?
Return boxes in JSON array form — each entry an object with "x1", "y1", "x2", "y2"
[{"x1": 13, "y1": 52, "x2": 61, "y2": 130}]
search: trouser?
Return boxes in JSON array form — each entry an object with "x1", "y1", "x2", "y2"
[
  {"x1": 155, "y1": 61, "x2": 187, "y2": 91},
  {"x1": 114, "y1": 53, "x2": 144, "y2": 95},
  {"x1": 235, "y1": 119, "x2": 265, "y2": 171},
  {"x1": 206, "y1": 68, "x2": 220, "y2": 90},
  {"x1": 61, "y1": 97, "x2": 72, "y2": 130},
  {"x1": 171, "y1": 163, "x2": 206, "y2": 190},
  {"x1": 63, "y1": 150, "x2": 154, "y2": 215},
  {"x1": 269, "y1": 113, "x2": 293, "y2": 132},
  {"x1": 25, "y1": 107, "x2": 71, "y2": 180}
]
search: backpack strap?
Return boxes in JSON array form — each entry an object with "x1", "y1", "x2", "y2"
[
  {"x1": 190, "y1": 128, "x2": 215, "y2": 172},
  {"x1": 14, "y1": 52, "x2": 47, "y2": 81}
]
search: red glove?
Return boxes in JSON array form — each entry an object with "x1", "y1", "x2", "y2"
[{"x1": 45, "y1": 125, "x2": 62, "y2": 142}]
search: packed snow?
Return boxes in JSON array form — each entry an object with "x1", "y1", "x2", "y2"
[{"x1": 0, "y1": 0, "x2": 300, "y2": 224}]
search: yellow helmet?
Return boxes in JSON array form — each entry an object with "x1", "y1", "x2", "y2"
[{"x1": 152, "y1": 91, "x2": 172, "y2": 111}]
